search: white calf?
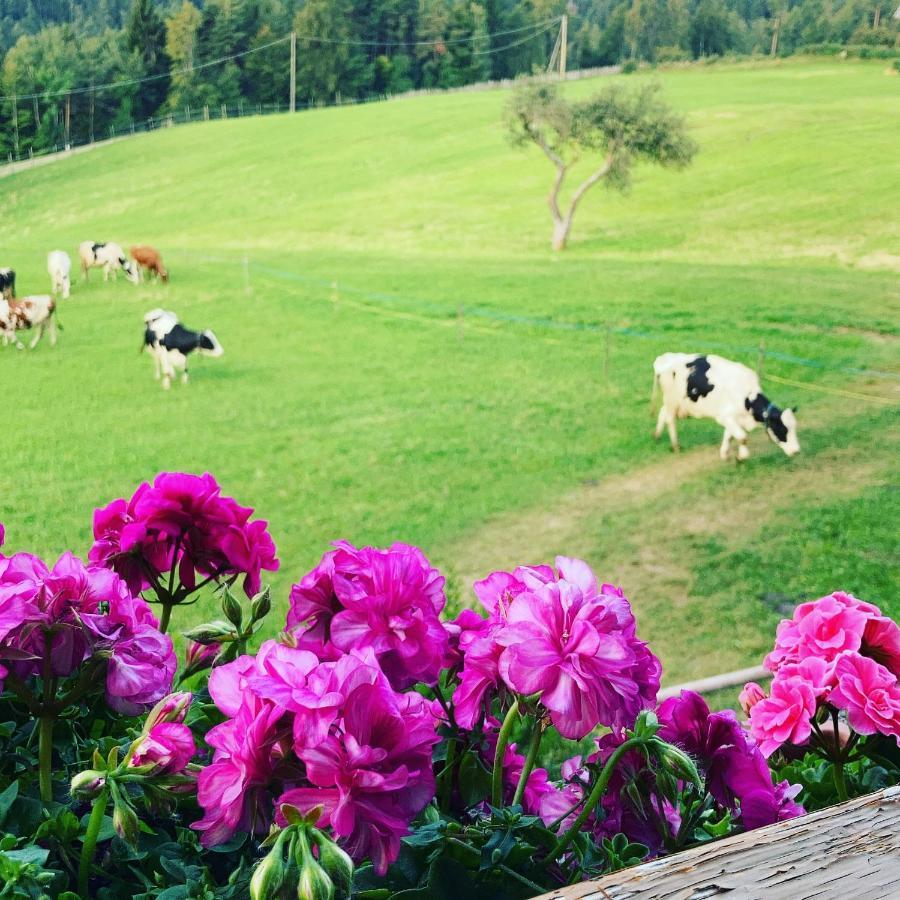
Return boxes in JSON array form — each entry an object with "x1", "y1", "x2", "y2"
[
  {"x1": 79, "y1": 241, "x2": 139, "y2": 284},
  {"x1": 653, "y1": 352, "x2": 800, "y2": 461},
  {"x1": 47, "y1": 250, "x2": 72, "y2": 299}
]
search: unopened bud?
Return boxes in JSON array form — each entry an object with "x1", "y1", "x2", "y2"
[
  {"x1": 185, "y1": 639, "x2": 220, "y2": 674},
  {"x1": 70, "y1": 769, "x2": 106, "y2": 799},
  {"x1": 250, "y1": 830, "x2": 289, "y2": 900},
  {"x1": 653, "y1": 740, "x2": 702, "y2": 791},
  {"x1": 310, "y1": 829, "x2": 353, "y2": 895},
  {"x1": 222, "y1": 589, "x2": 243, "y2": 629},
  {"x1": 297, "y1": 858, "x2": 334, "y2": 900},
  {"x1": 112, "y1": 799, "x2": 140, "y2": 846},
  {"x1": 144, "y1": 691, "x2": 193, "y2": 731},
  {"x1": 251, "y1": 587, "x2": 272, "y2": 623},
  {"x1": 182, "y1": 620, "x2": 238, "y2": 644},
  {"x1": 739, "y1": 682, "x2": 767, "y2": 717}
]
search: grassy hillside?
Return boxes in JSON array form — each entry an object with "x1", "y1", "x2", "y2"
[{"x1": 1, "y1": 58, "x2": 897, "y2": 682}]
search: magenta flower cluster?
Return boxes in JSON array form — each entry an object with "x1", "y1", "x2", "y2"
[
  {"x1": 449, "y1": 557, "x2": 662, "y2": 739},
  {"x1": 286, "y1": 540, "x2": 448, "y2": 690},
  {"x1": 193, "y1": 641, "x2": 439, "y2": 875},
  {"x1": 747, "y1": 592, "x2": 900, "y2": 755},
  {"x1": 0, "y1": 542, "x2": 176, "y2": 714},
  {"x1": 90, "y1": 472, "x2": 279, "y2": 599}
]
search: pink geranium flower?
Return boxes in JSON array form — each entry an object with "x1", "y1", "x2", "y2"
[
  {"x1": 287, "y1": 541, "x2": 448, "y2": 690},
  {"x1": 497, "y1": 579, "x2": 655, "y2": 739},
  {"x1": 90, "y1": 472, "x2": 279, "y2": 599},
  {"x1": 749, "y1": 676, "x2": 818, "y2": 757},
  {"x1": 275, "y1": 682, "x2": 438, "y2": 875},
  {"x1": 829, "y1": 652, "x2": 900, "y2": 740},
  {"x1": 739, "y1": 682, "x2": 767, "y2": 716},
  {"x1": 131, "y1": 722, "x2": 196, "y2": 775},
  {"x1": 192, "y1": 698, "x2": 289, "y2": 846}
]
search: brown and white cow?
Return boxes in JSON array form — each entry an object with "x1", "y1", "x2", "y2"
[
  {"x1": 130, "y1": 245, "x2": 169, "y2": 283},
  {"x1": 652, "y1": 352, "x2": 800, "y2": 461},
  {"x1": 0, "y1": 295, "x2": 58, "y2": 349}
]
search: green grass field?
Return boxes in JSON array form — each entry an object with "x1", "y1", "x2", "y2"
[{"x1": 1, "y1": 57, "x2": 897, "y2": 685}]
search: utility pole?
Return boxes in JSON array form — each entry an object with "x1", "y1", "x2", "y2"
[
  {"x1": 559, "y1": 14, "x2": 568, "y2": 78},
  {"x1": 11, "y1": 93, "x2": 19, "y2": 158},
  {"x1": 289, "y1": 31, "x2": 297, "y2": 113}
]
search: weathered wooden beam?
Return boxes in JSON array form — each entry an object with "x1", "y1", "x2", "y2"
[
  {"x1": 536, "y1": 787, "x2": 900, "y2": 899},
  {"x1": 657, "y1": 665, "x2": 770, "y2": 701}
]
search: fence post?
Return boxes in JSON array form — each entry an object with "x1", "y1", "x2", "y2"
[
  {"x1": 203, "y1": 105, "x2": 209, "y2": 121},
  {"x1": 457, "y1": 305, "x2": 465, "y2": 342},
  {"x1": 221, "y1": 104, "x2": 227, "y2": 119},
  {"x1": 243, "y1": 255, "x2": 251, "y2": 296},
  {"x1": 757, "y1": 339, "x2": 766, "y2": 379},
  {"x1": 331, "y1": 281, "x2": 339, "y2": 313}
]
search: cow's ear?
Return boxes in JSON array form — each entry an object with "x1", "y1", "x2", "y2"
[{"x1": 790, "y1": 406, "x2": 798, "y2": 413}]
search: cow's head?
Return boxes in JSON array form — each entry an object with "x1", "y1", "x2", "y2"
[
  {"x1": 765, "y1": 406, "x2": 800, "y2": 457},
  {"x1": 199, "y1": 330, "x2": 224, "y2": 357},
  {"x1": 159, "y1": 266, "x2": 169, "y2": 283},
  {"x1": 123, "y1": 259, "x2": 140, "y2": 285}
]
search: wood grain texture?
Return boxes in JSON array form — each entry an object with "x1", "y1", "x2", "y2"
[{"x1": 536, "y1": 787, "x2": 900, "y2": 900}]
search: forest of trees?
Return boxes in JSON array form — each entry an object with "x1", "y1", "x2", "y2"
[{"x1": 1, "y1": 0, "x2": 897, "y2": 158}]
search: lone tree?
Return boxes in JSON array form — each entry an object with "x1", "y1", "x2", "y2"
[{"x1": 506, "y1": 80, "x2": 697, "y2": 251}]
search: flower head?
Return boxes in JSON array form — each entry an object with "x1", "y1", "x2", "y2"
[
  {"x1": 749, "y1": 677, "x2": 818, "y2": 757},
  {"x1": 90, "y1": 472, "x2": 279, "y2": 599},
  {"x1": 287, "y1": 541, "x2": 448, "y2": 690},
  {"x1": 829, "y1": 652, "x2": 900, "y2": 740},
  {"x1": 131, "y1": 722, "x2": 196, "y2": 775}
]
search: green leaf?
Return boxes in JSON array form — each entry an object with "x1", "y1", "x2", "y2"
[
  {"x1": 457, "y1": 750, "x2": 492, "y2": 808},
  {"x1": 1, "y1": 845, "x2": 50, "y2": 866},
  {"x1": 0, "y1": 782, "x2": 18, "y2": 827}
]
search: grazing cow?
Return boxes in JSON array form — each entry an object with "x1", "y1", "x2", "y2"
[
  {"x1": 47, "y1": 250, "x2": 72, "y2": 299},
  {"x1": 78, "y1": 241, "x2": 139, "y2": 284},
  {"x1": 143, "y1": 308, "x2": 223, "y2": 389},
  {"x1": 0, "y1": 295, "x2": 57, "y2": 349},
  {"x1": 652, "y1": 353, "x2": 800, "y2": 461},
  {"x1": 130, "y1": 245, "x2": 169, "y2": 283},
  {"x1": 0, "y1": 267, "x2": 15, "y2": 299}
]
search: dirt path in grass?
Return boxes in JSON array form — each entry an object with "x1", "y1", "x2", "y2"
[{"x1": 440, "y1": 398, "x2": 896, "y2": 682}]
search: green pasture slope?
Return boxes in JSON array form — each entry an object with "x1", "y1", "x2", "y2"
[{"x1": 1, "y1": 57, "x2": 897, "y2": 685}]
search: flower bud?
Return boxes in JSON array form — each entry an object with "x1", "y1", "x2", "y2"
[
  {"x1": 653, "y1": 740, "x2": 703, "y2": 791},
  {"x1": 182, "y1": 620, "x2": 238, "y2": 644},
  {"x1": 185, "y1": 639, "x2": 220, "y2": 674},
  {"x1": 112, "y1": 798, "x2": 141, "y2": 846},
  {"x1": 251, "y1": 587, "x2": 272, "y2": 624},
  {"x1": 144, "y1": 691, "x2": 193, "y2": 731},
  {"x1": 222, "y1": 589, "x2": 244, "y2": 629},
  {"x1": 70, "y1": 769, "x2": 106, "y2": 799},
  {"x1": 250, "y1": 832, "x2": 288, "y2": 900},
  {"x1": 310, "y1": 829, "x2": 353, "y2": 896},
  {"x1": 739, "y1": 682, "x2": 767, "y2": 717},
  {"x1": 297, "y1": 859, "x2": 334, "y2": 900}
]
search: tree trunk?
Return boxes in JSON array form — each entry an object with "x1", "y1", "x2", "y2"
[{"x1": 552, "y1": 215, "x2": 573, "y2": 251}]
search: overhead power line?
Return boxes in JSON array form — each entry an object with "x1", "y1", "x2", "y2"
[{"x1": 0, "y1": 18, "x2": 562, "y2": 104}]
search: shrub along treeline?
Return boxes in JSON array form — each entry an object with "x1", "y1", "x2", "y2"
[{"x1": 1, "y1": 0, "x2": 898, "y2": 158}]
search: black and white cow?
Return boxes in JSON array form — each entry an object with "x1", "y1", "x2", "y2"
[
  {"x1": 143, "y1": 308, "x2": 223, "y2": 389},
  {"x1": 652, "y1": 353, "x2": 800, "y2": 461},
  {"x1": 79, "y1": 241, "x2": 139, "y2": 284},
  {"x1": 0, "y1": 267, "x2": 15, "y2": 299}
]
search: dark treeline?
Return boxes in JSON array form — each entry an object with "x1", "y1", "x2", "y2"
[{"x1": 1, "y1": 0, "x2": 897, "y2": 157}]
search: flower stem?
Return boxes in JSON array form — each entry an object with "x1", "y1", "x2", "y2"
[
  {"x1": 491, "y1": 699, "x2": 520, "y2": 807},
  {"x1": 512, "y1": 718, "x2": 543, "y2": 808},
  {"x1": 546, "y1": 737, "x2": 645, "y2": 864},
  {"x1": 78, "y1": 785, "x2": 109, "y2": 898},
  {"x1": 158, "y1": 603, "x2": 173, "y2": 635},
  {"x1": 38, "y1": 648, "x2": 56, "y2": 804},
  {"x1": 833, "y1": 759, "x2": 849, "y2": 802},
  {"x1": 38, "y1": 715, "x2": 55, "y2": 803}
]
